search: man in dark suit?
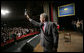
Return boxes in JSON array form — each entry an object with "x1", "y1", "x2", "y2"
[{"x1": 26, "y1": 13, "x2": 59, "y2": 52}]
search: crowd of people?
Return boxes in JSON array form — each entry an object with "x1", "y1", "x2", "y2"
[
  {"x1": 72, "y1": 19, "x2": 83, "y2": 33},
  {"x1": 1, "y1": 26, "x2": 38, "y2": 43}
]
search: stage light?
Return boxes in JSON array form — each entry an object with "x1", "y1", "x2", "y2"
[{"x1": 1, "y1": 9, "x2": 10, "y2": 16}]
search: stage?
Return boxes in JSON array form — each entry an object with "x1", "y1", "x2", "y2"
[{"x1": 2, "y1": 31, "x2": 83, "y2": 52}]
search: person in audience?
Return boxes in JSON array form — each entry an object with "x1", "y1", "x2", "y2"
[
  {"x1": 76, "y1": 20, "x2": 81, "y2": 32},
  {"x1": 80, "y1": 20, "x2": 83, "y2": 33}
]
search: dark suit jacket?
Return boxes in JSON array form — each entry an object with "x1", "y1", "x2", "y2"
[{"x1": 29, "y1": 19, "x2": 59, "y2": 49}]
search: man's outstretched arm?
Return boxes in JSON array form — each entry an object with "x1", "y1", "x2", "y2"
[{"x1": 26, "y1": 14, "x2": 41, "y2": 27}]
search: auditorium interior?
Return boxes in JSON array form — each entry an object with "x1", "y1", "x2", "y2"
[{"x1": 1, "y1": 0, "x2": 83, "y2": 52}]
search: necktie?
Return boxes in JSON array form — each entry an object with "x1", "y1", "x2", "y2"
[{"x1": 42, "y1": 23, "x2": 44, "y2": 32}]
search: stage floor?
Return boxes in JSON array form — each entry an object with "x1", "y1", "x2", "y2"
[{"x1": 34, "y1": 31, "x2": 83, "y2": 52}]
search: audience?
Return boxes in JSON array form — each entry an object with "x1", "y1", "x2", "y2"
[{"x1": 1, "y1": 26, "x2": 38, "y2": 43}]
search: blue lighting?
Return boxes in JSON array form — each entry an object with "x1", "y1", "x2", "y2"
[{"x1": 58, "y1": 3, "x2": 75, "y2": 17}]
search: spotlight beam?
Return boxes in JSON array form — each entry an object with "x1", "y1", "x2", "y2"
[{"x1": 1, "y1": 9, "x2": 10, "y2": 16}]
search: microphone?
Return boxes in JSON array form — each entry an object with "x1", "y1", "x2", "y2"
[{"x1": 25, "y1": 9, "x2": 27, "y2": 15}]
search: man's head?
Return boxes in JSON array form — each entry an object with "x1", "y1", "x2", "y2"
[{"x1": 40, "y1": 13, "x2": 48, "y2": 23}]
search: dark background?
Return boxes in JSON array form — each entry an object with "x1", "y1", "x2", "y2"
[
  {"x1": 1, "y1": 0, "x2": 83, "y2": 30},
  {"x1": 52, "y1": 0, "x2": 83, "y2": 30}
]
